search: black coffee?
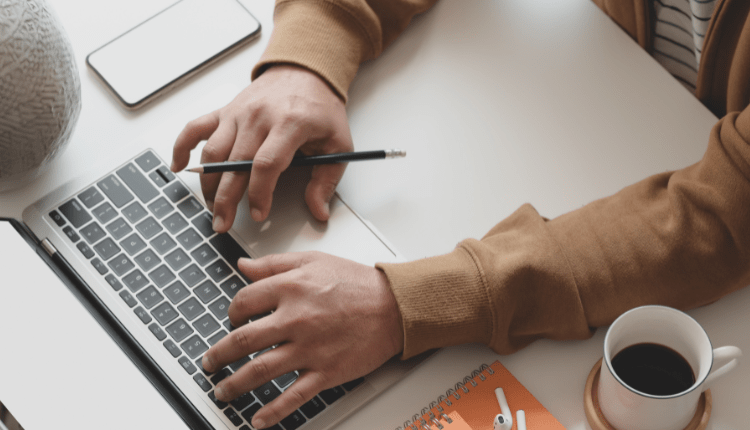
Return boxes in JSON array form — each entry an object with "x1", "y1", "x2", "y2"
[{"x1": 611, "y1": 342, "x2": 695, "y2": 396}]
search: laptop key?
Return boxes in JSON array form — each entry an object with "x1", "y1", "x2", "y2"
[
  {"x1": 105, "y1": 217, "x2": 132, "y2": 240},
  {"x1": 207, "y1": 330, "x2": 228, "y2": 346},
  {"x1": 119, "y1": 290, "x2": 137, "y2": 308},
  {"x1": 148, "y1": 323, "x2": 167, "y2": 341},
  {"x1": 228, "y1": 355, "x2": 251, "y2": 372},
  {"x1": 178, "y1": 297, "x2": 205, "y2": 321},
  {"x1": 342, "y1": 378, "x2": 365, "y2": 391},
  {"x1": 195, "y1": 280, "x2": 221, "y2": 304},
  {"x1": 319, "y1": 386, "x2": 345, "y2": 405},
  {"x1": 280, "y1": 410, "x2": 306, "y2": 430},
  {"x1": 97, "y1": 175, "x2": 134, "y2": 208},
  {"x1": 122, "y1": 201, "x2": 147, "y2": 223},
  {"x1": 149, "y1": 264, "x2": 176, "y2": 288},
  {"x1": 150, "y1": 232, "x2": 177, "y2": 255},
  {"x1": 134, "y1": 151, "x2": 160, "y2": 172},
  {"x1": 178, "y1": 263, "x2": 206, "y2": 287},
  {"x1": 104, "y1": 274, "x2": 123, "y2": 291},
  {"x1": 230, "y1": 391, "x2": 256, "y2": 411},
  {"x1": 219, "y1": 276, "x2": 244, "y2": 299},
  {"x1": 177, "y1": 228, "x2": 202, "y2": 251},
  {"x1": 80, "y1": 222, "x2": 106, "y2": 245},
  {"x1": 123, "y1": 269, "x2": 149, "y2": 292},
  {"x1": 191, "y1": 244, "x2": 218, "y2": 267},
  {"x1": 93, "y1": 238, "x2": 120, "y2": 261},
  {"x1": 181, "y1": 334, "x2": 209, "y2": 359},
  {"x1": 163, "y1": 339, "x2": 181, "y2": 357},
  {"x1": 206, "y1": 259, "x2": 231, "y2": 283},
  {"x1": 120, "y1": 233, "x2": 147, "y2": 256},
  {"x1": 240, "y1": 403, "x2": 261, "y2": 423},
  {"x1": 164, "y1": 181, "x2": 190, "y2": 203},
  {"x1": 134, "y1": 306, "x2": 152, "y2": 324},
  {"x1": 164, "y1": 281, "x2": 190, "y2": 304},
  {"x1": 210, "y1": 368, "x2": 232, "y2": 385},
  {"x1": 147, "y1": 197, "x2": 174, "y2": 220},
  {"x1": 92, "y1": 202, "x2": 117, "y2": 224},
  {"x1": 78, "y1": 186, "x2": 105, "y2": 208},
  {"x1": 134, "y1": 249, "x2": 160, "y2": 272},
  {"x1": 162, "y1": 212, "x2": 188, "y2": 234},
  {"x1": 59, "y1": 199, "x2": 92, "y2": 229},
  {"x1": 49, "y1": 210, "x2": 66, "y2": 226},
  {"x1": 254, "y1": 381, "x2": 281, "y2": 405},
  {"x1": 76, "y1": 242, "x2": 94, "y2": 259},
  {"x1": 209, "y1": 391, "x2": 228, "y2": 409},
  {"x1": 177, "y1": 197, "x2": 203, "y2": 219},
  {"x1": 192, "y1": 313, "x2": 220, "y2": 337},
  {"x1": 136, "y1": 286, "x2": 164, "y2": 310},
  {"x1": 156, "y1": 165, "x2": 175, "y2": 183},
  {"x1": 208, "y1": 297, "x2": 230, "y2": 321},
  {"x1": 178, "y1": 356, "x2": 197, "y2": 374},
  {"x1": 136, "y1": 216, "x2": 163, "y2": 240},
  {"x1": 151, "y1": 302, "x2": 179, "y2": 326},
  {"x1": 117, "y1": 163, "x2": 159, "y2": 203},
  {"x1": 192, "y1": 212, "x2": 214, "y2": 238},
  {"x1": 223, "y1": 407, "x2": 244, "y2": 426},
  {"x1": 62, "y1": 226, "x2": 80, "y2": 243},
  {"x1": 193, "y1": 373, "x2": 212, "y2": 392},
  {"x1": 108, "y1": 253, "x2": 135, "y2": 276},
  {"x1": 210, "y1": 234, "x2": 251, "y2": 280},
  {"x1": 91, "y1": 258, "x2": 108, "y2": 275},
  {"x1": 300, "y1": 396, "x2": 326, "y2": 419},
  {"x1": 164, "y1": 248, "x2": 190, "y2": 271},
  {"x1": 274, "y1": 372, "x2": 298, "y2": 388},
  {"x1": 166, "y1": 318, "x2": 194, "y2": 342},
  {"x1": 149, "y1": 170, "x2": 167, "y2": 187}
]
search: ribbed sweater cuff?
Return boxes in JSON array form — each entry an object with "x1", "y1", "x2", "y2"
[
  {"x1": 376, "y1": 247, "x2": 494, "y2": 359},
  {"x1": 251, "y1": 0, "x2": 373, "y2": 101}
]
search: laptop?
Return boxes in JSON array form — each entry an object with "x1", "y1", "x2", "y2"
[{"x1": 0, "y1": 130, "x2": 426, "y2": 430}]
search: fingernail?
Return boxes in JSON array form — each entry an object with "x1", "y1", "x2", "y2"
[
  {"x1": 206, "y1": 200, "x2": 214, "y2": 212},
  {"x1": 252, "y1": 418, "x2": 266, "y2": 429},
  {"x1": 251, "y1": 208, "x2": 262, "y2": 222},
  {"x1": 170, "y1": 161, "x2": 176, "y2": 172},
  {"x1": 213, "y1": 215, "x2": 224, "y2": 232},
  {"x1": 215, "y1": 384, "x2": 226, "y2": 401},
  {"x1": 202, "y1": 354, "x2": 214, "y2": 372}
]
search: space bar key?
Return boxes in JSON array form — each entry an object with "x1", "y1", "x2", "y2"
[{"x1": 116, "y1": 163, "x2": 159, "y2": 203}]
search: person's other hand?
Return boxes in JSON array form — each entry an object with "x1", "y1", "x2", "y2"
[
  {"x1": 171, "y1": 65, "x2": 354, "y2": 230},
  {"x1": 201, "y1": 252, "x2": 404, "y2": 429}
]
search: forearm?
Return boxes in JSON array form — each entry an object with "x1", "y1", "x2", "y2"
[
  {"x1": 253, "y1": 0, "x2": 439, "y2": 100},
  {"x1": 380, "y1": 107, "x2": 750, "y2": 358}
]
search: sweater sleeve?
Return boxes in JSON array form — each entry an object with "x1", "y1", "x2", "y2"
[
  {"x1": 378, "y1": 106, "x2": 750, "y2": 359},
  {"x1": 251, "y1": 0, "x2": 439, "y2": 101}
]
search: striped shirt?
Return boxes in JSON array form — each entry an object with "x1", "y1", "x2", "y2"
[{"x1": 651, "y1": 0, "x2": 717, "y2": 92}]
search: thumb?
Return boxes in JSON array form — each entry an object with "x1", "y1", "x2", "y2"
[{"x1": 305, "y1": 163, "x2": 346, "y2": 221}]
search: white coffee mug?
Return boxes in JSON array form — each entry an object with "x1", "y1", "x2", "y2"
[{"x1": 598, "y1": 305, "x2": 741, "y2": 430}]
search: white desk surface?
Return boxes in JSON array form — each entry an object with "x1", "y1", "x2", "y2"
[{"x1": 2, "y1": 0, "x2": 747, "y2": 428}]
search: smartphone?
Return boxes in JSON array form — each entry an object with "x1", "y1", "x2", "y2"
[{"x1": 87, "y1": 0, "x2": 261, "y2": 110}]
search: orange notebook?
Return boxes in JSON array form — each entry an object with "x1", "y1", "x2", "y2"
[{"x1": 395, "y1": 361, "x2": 565, "y2": 430}]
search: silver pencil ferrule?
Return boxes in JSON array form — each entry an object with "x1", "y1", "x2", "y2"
[{"x1": 385, "y1": 149, "x2": 407, "y2": 158}]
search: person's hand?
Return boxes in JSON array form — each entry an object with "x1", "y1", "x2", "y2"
[
  {"x1": 171, "y1": 65, "x2": 354, "y2": 230},
  {"x1": 201, "y1": 252, "x2": 404, "y2": 429}
]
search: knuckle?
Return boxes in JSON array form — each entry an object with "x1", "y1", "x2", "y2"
[
  {"x1": 201, "y1": 144, "x2": 224, "y2": 163},
  {"x1": 231, "y1": 329, "x2": 252, "y2": 353},
  {"x1": 250, "y1": 356, "x2": 273, "y2": 383},
  {"x1": 251, "y1": 153, "x2": 283, "y2": 173}
]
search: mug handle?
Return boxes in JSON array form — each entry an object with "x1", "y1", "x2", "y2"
[{"x1": 702, "y1": 346, "x2": 742, "y2": 390}]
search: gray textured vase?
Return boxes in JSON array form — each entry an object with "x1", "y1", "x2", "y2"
[{"x1": 0, "y1": 0, "x2": 81, "y2": 192}]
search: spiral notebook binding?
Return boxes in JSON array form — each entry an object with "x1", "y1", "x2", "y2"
[{"x1": 394, "y1": 363, "x2": 490, "y2": 430}]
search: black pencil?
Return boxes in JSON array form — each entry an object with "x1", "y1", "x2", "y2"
[{"x1": 186, "y1": 149, "x2": 406, "y2": 174}]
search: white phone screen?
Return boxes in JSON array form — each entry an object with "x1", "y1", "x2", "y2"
[{"x1": 87, "y1": 0, "x2": 260, "y2": 108}]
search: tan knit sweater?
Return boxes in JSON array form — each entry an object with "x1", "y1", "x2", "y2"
[{"x1": 252, "y1": 0, "x2": 750, "y2": 359}]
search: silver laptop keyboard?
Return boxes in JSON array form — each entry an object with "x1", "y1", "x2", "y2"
[{"x1": 46, "y1": 150, "x2": 362, "y2": 430}]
